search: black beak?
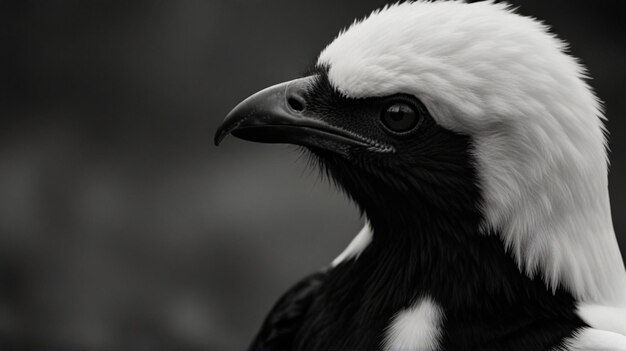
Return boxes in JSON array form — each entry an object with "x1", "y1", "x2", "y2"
[{"x1": 214, "y1": 76, "x2": 375, "y2": 152}]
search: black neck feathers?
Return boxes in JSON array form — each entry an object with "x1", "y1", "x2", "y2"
[{"x1": 296, "y1": 142, "x2": 585, "y2": 350}]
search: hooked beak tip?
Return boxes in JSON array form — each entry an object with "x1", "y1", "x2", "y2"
[
  {"x1": 214, "y1": 126, "x2": 229, "y2": 146},
  {"x1": 214, "y1": 132, "x2": 223, "y2": 146}
]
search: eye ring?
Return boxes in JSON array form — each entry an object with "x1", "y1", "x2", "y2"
[{"x1": 380, "y1": 101, "x2": 422, "y2": 134}]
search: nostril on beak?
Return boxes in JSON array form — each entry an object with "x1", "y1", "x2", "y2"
[{"x1": 287, "y1": 94, "x2": 306, "y2": 112}]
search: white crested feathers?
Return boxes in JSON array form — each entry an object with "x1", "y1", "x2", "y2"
[{"x1": 321, "y1": 1, "x2": 626, "y2": 306}]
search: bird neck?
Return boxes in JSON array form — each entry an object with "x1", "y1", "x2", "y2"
[
  {"x1": 343, "y1": 176, "x2": 574, "y2": 313},
  {"x1": 314, "y1": 149, "x2": 579, "y2": 309},
  {"x1": 330, "y1": 199, "x2": 581, "y2": 325},
  {"x1": 303, "y1": 154, "x2": 584, "y2": 349},
  {"x1": 313, "y1": 201, "x2": 583, "y2": 349},
  {"x1": 363, "y1": 197, "x2": 506, "y2": 311}
]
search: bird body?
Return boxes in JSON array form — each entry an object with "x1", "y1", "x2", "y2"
[{"x1": 215, "y1": 1, "x2": 626, "y2": 349}]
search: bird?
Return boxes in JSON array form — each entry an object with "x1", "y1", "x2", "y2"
[{"x1": 214, "y1": 1, "x2": 626, "y2": 350}]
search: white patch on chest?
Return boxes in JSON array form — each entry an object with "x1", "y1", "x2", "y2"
[{"x1": 384, "y1": 296, "x2": 443, "y2": 351}]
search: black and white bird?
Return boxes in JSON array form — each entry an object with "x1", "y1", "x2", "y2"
[{"x1": 215, "y1": 1, "x2": 626, "y2": 350}]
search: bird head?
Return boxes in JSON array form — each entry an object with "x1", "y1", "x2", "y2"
[{"x1": 215, "y1": 1, "x2": 625, "y2": 304}]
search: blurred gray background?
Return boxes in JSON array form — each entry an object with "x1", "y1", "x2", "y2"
[{"x1": 1, "y1": 0, "x2": 625, "y2": 349}]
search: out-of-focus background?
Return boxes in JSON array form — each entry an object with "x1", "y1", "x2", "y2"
[{"x1": 1, "y1": 0, "x2": 625, "y2": 349}]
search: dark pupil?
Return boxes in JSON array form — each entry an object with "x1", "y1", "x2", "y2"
[
  {"x1": 390, "y1": 110, "x2": 404, "y2": 121},
  {"x1": 382, "y1": 103, "x2": 418, "y2": 132}
]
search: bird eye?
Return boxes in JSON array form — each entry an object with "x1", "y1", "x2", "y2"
[{"x1": 381, "y1": 102, "x2": 420, "y2": 133}]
